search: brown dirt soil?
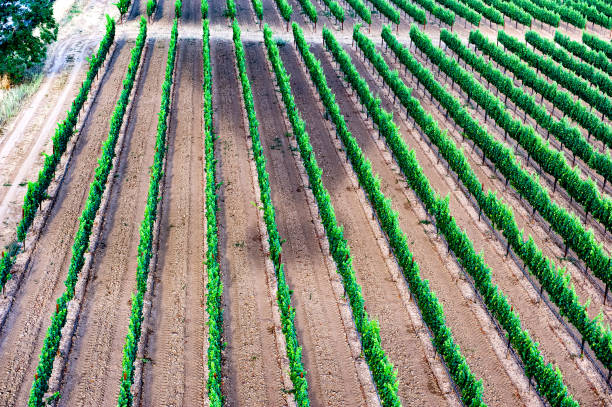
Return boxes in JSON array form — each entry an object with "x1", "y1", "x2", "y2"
[
  {"x1": 314, "y1": 44, "x2": 528, "y2": 406},
  {"x1": 0, "y1": 40, "x2": 133, "y2": 407},
  {"x1": 211, "y1": 39, "x2": 286, "y2": 407},
  {"x1": 139, "y1": 38, "x2": 207, "y2": 407},
  {"x1": 0, "y1": 0, "x2": 123, "y2": 252},
  {"x1": 350, "y1": 40, "x2": 610, "y2": 405},
  {"x1": 0, "y1": 45, "x2": 95, "y2": 251},
  {"x1": 179, "y1": 0, "x2": 203, "y2": 25},
  {"x1": 235, "y1": 0, "x2": 258, "y2": 28},
  {"x1": 3, "y1": 1, "x2": 612, "y2": 404},
  {"x1": 208, "y1": 0, "x2": 229, "y2": 26},
  {"x1": 278, "y1": 42, "x2": 451, "y2": 405},
  {"x1": 260, "y1": 0, "x2": 284, "y2": 28},
  {"x1": 244, "y1": 41, "x2": 368, "y2": 407},
  {"x1": 56, "y1": 39, "x2": 168, "y2": 407}
]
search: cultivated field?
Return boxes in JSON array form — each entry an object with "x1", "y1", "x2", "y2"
[{"x1": 0, "y1": 0, "x2": 611, "y2": 405}]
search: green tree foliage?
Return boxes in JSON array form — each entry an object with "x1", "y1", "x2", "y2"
[
  {"x1": 437, "y1": 29, "x2": 612, "y2": 238},
  {"x1": 529, "y1": 0, "x2": 586, "y2": 28},
  {"x1": 296, "y1": 0, "x2": 317, "y2": 25},
  {"x1": 582, "y1": 0, "x2": 612, "y2": 18},
  {"x1": 412, "y1": 0, "x2": 455, "y2": 25},
  {"x1": 565, "y1": 0, "x2": 612, "y2": 28},
  {"x1": 499, "y1": 31, "x2": 612, "y2": 121},
  {"x1": 0, "y1": 0, "x2": 58, "y2": 82},
  {"x1": 419, "y1": 28, "x2": 612, "y2": 283},
  {"x1": 115, "y1": 0, "x2": 132, "y2": 20},
  {"x1": 389, "y1": 0, "x2": 427, "y2": 25},
  {"x1": 512, "y1": 0, "x2": 559, "y2": 25},
  {"x1": 200, "y1": 16, "x2": 224, "y2": 406},
  {"x1": 202, "y1": 0, "x2": 209, "y2": 18},
  {"x1": 469, "y1": 30, "x2": 612, "y2": 287},
  {"x1": 457, "y1": 0, "x2": 503, "y2": 24},
  {"x1": 445, "y1": 29, "x2": 612, "y2": 221},
  {"x1": 226, "y1": 0, "x2": 236, "y2": 18},
  {"x1": 274, "y1": 0, "x2": 293, "y2": 23},
  {"x1": 147, "y1": 0, "x2": 157, "y2": 19},
  {"x1": 323, "y1": 0, "x2": 345, "y2": 24},
  {"x1": 369, "y1": 0, "x2": 400, "y2": 24},
  {"x1": 526, "y1": 30, "x2": 612, "y2": 102},
  {"x1": 252, "y1": 0, "x2": 264, "y2": 21},
  {"x1": 554, "y1": 31, "x2": 612, "y2": 77},
  {"x1": 583, "y1": 31, "x2": 612, "y2": 61},
  {"x1": 345, "y1": 0, "x2": 372, "y2": 23},
  {"x1": 437, "y1": 0, "x2": 481, "y2": 24},
  {"x1": 472, "y1": 31, "x2": 612, "y2": 156},
  {"x1": 481, "y1": 0, "x2": 532, "y2": 26}
]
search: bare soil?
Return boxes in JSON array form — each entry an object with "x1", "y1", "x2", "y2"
[
  {"x1": 212, "y1": 39, "x2": 286, "y2": 407},
  {"x1": 139, "y1": 38, "x2": 207, "y2": 407}
]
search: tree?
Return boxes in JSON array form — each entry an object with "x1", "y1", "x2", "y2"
[{"x1": 0, "y1": 0, "x2": 57, "y2": 83}]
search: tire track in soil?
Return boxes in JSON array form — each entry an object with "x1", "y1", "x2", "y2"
[
  {"x1": 140, "y1": 39, "x2": 207, "y2": 407},
  {"x1": 0, "y1": 40, "x2": 133, "y2": 407},
  {"x1": 379, "y1": 46, "x2": 611, "y2": 405},
  {"x1": 56, "y1": 39, "x2": 168, "y2": 407},
  {"x1": 244, "y1": 41, "x2": 367, "y2": 407},
  {"x1": 0, "y1": 70, "x2": 82, "y2": 249},
  {"x1": 314, "y1": 44, "x2": 525, "y2": 407},
  {"x1": 278, "y1": 43, "x2": 450, "y2": 406},
  {"x1": 211, "y1": 39, "x2": 286, "y2": 407}
]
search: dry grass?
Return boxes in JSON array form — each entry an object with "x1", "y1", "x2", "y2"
[{"x1": 0, "y1": 74, "x2": 43, "y2": 131}]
